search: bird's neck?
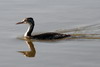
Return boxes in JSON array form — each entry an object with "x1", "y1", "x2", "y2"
[{"x1": 24, "y1": 24, "x2": 34, "y2": 37}]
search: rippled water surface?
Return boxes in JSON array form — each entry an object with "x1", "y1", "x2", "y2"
[{"x1": 0, "y1": 0, "x2": 100, "y2": 67}]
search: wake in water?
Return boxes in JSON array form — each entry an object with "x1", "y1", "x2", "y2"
[{"x1": 55, "y1": 23, "x2": 100, "y2": 39}]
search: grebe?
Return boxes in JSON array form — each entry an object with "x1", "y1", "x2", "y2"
[{"x1": 16, "y1": 17, "x2": 71, "y2": 40}]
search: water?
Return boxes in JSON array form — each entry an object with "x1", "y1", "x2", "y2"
[{"x1": 0, "y1": 0, "x2": 100, "y2": 67}]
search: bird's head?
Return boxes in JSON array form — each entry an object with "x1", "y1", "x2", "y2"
[{"x1": 16, "y1": 17, "x2": 34, "y2": 25}]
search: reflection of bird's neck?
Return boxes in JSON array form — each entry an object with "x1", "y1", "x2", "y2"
[
  {"x1": 24, "y1": 23, "x2": 34, "y2": 37},
  {"x1": 27, "y1": 41, "x2": 35, "y2": 51}
]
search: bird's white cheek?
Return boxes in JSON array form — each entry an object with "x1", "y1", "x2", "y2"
[{"x1": 23, "y1": 21, "x2": 28, "y2": 24}]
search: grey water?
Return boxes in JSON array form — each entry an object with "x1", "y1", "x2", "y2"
[{"x1": 0, "y1": 0, "x2": 100, "y2": 67}]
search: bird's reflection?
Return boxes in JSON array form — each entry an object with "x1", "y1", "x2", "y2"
[{"x1": 18, "y1": 39, "x2": 36, "y2": 58}]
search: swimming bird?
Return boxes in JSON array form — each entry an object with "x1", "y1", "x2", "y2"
[{"x1": 16, "y1": 17, "x2": 71, "y2": 40}]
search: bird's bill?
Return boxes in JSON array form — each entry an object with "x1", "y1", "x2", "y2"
[{"x1": 16, "y1": 21, "x2": 24, "y2": 24}]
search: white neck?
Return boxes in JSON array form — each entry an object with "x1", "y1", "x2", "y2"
[
  {"x1": 24, "y1": 26, "x2": 30, "y2": 37},
  {"x1": 24, "y1": 24, "x2": 34, "y2": 37}
]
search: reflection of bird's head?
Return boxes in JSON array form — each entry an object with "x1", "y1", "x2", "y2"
[{"x1": 18, "y1": 51, "x2": 36, "y2": 57}]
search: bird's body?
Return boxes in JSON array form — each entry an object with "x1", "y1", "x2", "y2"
[
  {"x1": 16, "y1": 17, "x2": 71, "y2": 40},
  {"x1": 31, "y1": 32, "x2": 71, "y2": 40}
]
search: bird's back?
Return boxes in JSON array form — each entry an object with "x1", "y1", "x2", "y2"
[{"x1": 31, "y1": 32, "x2": 71, "y2": 40}]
